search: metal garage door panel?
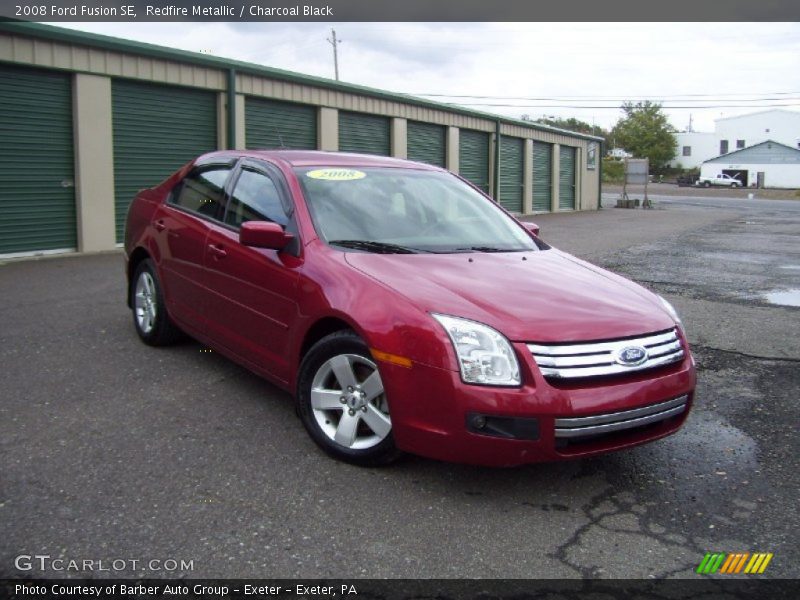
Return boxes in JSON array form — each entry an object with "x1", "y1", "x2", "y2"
[
  {"x1": 458, "y1": 129, "x2": 490, "y2": 193},
  {"x1": 559, "y1": 146, "x2": 576, "y2": 210},
  {"x1": 0, "y1": 65, "x2": 76, "y2": 254},
  {"x1": 407, "y1": 121, "x2": 446, "y2": 167},
  {"x1": 338, "y1": 112, "x2": 390, "y2": 156},
  {"x1": 499, "y1": 137, "x2": 524, "y2": 213},
  {"x1": 532, "y1": 141, "x2": 553, "y2": 212},
  {"x1": 245, "y1": 97, "x2": 316, "y2": 150},
  {"x1": 112, "y1": 80, "x2": 217, "y2": 242}
]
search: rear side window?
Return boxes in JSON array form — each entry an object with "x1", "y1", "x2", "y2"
[
  {"x1": 171, "y1": 167, "x2": 231, "y2": 218},
  {"x1": 224, "y1": 169, "x2": 289, "y2": 228}
]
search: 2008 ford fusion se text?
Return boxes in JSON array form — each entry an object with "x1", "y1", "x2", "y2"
[{"x1": 124, "y1": 150, "x2": 695, "y2": 467}]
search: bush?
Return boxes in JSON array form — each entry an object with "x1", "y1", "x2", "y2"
[{"x1": 602, "y1": 158, "x2": 624, "y2": 183}]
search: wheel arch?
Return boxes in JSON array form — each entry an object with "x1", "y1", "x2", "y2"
[
  {"x1": 299, "y1": 316, "x2": 359, "y2": 364},
  {"x1": 127, "y1": 247, "x2": 152, "y2": 308}
]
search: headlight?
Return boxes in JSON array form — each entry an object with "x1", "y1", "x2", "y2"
[
  {"x1": 432, "y1": 314, "x2": 521, "y2": 386},
  {"x1": 658, "y1": 295, "x2": 685, "y2": 332}
]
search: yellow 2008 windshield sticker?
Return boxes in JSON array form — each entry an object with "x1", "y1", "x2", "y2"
[{"x1": 306, "y1": 168, "x2": 366, "y2": 181}]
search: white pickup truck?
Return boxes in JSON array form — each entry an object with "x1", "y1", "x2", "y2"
[{"x1": 696, "y1": 173, "x2": 742, "y2": 188}]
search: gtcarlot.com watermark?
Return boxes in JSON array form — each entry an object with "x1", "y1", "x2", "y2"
[{"x1": 15, "y1": 554, "x2": 194, "y2": 573}]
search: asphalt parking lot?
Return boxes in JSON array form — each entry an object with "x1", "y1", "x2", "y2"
[{"x1": 1, "y1": 192, "x2": 798, "y2": 579}]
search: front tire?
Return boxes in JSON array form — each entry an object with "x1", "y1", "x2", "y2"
[
  {"x1": 297, "y1": 331, "x2": 401, "y2": 466},
  {"x1": 131, "y1": 259, "x2": 182, "y2": 346},
  {"x1": 703, "y1": 181, "x2": 711, "y2": 187}
]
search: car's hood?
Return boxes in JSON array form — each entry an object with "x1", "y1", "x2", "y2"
[{"x1": 344, "y1": 249, "x2": 675, "y2": 342}]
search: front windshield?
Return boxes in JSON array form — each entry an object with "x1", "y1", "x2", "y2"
[{"x1": 295, "y1": 167, "x2": 538, "y2": 254}]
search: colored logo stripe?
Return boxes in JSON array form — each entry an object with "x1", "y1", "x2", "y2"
[
  {"x1": 697, "y1": 552, "x2": 773, "y2": 574},
  {"x1": 744, "y1": 553, "x2": 774, "y2": 574},
  {"x1": 697, "y1": 553, "x2": 726, "y2": 574}
]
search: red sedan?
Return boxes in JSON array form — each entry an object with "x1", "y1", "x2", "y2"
[{"x1": 124, "y1": 150, "x2": 695, "y2": 467}]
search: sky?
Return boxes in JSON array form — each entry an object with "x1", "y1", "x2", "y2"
[{"x1": 52, "y1": 22, "x2": 800, "y2": 134}]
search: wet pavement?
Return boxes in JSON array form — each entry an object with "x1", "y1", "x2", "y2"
[{"x1": 1, "y1": 194, "x2": 798, "y2": 579}]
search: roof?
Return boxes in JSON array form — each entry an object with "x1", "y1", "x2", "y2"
[
  {"x1": 703, "y1": 139, "x2": 800, "y2": 164},
  {"x1": 0, "y1": 21, "x2": 604, "y2": 143},
  {"x1": 200, "y1": 150, "x2": 440, "y2": 169},
  {"x1": 715, "y1": 108, "x2": 800, "y2": 123}
]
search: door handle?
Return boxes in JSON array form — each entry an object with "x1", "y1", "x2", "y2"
[
  {"x1": 153, "y1": 219, "x2": 167, "y2": 232},
  {"x1": 208, "y1": 243, "x2": 227, "y2": 259}
]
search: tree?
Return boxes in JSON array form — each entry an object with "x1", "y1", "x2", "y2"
[
  {"x1": 535, "y1": 116, "x2": 607, "y2": 140},
  {"x1": 610, "y1": 101, "x2": 677, "y2": 171},
  {"x1": 520, "y1": 114, "x2": 609, "y2": 145}
]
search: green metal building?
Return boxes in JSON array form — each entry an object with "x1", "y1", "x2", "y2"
[{"x1": 0, "y1": 22, "x2": 602, "y2": 257}]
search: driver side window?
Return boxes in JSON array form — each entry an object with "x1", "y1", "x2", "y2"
[{"x1": 224, "y1": 169, "x2": 289, "y2": 229}]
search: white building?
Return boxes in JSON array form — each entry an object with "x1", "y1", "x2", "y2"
[
  {"x1": 607, "y1": 147, "x2": 632, "y2": 159},
  {"x1": 700, "y1": 140, "x2": 800, "y2": 188},
  {"x1": 671, "y1": 109, "x2": 800, "y2": 169}
]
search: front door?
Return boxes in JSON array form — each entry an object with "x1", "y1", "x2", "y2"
[{"x1": 203, "y1": 162, "x2": 302, "y2": 383}]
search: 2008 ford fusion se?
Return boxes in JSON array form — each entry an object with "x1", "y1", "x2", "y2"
[{"x1": 124, "y1": 150, "x2": 695, "y2": 467}]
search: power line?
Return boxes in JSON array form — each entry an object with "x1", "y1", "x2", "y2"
[
  {"x1": 460, "y1": 103, "x2": 800, "y2": 109},
  {"x1": 412, "y1": 92, "x2": 800, "y2": 102},
  {"x1": 443, "y1": 102, "x2": 800, "y2": 110}
]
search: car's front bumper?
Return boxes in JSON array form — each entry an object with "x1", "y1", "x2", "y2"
[{"x1": 381, "y1": 341, "x2": 696, "y2": 467}]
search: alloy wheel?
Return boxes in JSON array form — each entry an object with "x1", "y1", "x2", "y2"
[
  {"x1": 310, "y1": 354, "x2": 391, "y2": 450},
  {"x1": 134, "y1": 271, "x2": 157, "y2": 334}
]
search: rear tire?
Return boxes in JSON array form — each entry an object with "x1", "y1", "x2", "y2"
[
  {"x1": 131, "y1": 259, "x2": 183, "y2": 346},
  {"x1": 297, "y1": 330, "x2": 402, "y2": 466}
]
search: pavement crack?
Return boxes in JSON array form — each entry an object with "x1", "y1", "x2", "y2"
[{"x1": 692, "y1": 344, "x2": 800, "y2": 363}]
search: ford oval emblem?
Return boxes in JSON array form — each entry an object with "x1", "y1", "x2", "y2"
[{"x1": 616, "y1": 345, "x2": 648, "y2": 366}]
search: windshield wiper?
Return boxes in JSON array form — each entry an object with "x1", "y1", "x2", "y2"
[
  {"x1": 328, "y1": 240, "x2": 425, "y2": 254},
  {"x1": 455, "y1": 246, "x2": 519, "y2": 253}
]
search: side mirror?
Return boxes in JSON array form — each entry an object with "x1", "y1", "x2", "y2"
[
  {"x1": 240, "y1": 221, "x2": 293, "y2": 250},
  {"x1": 522, "y1": 222, "x2": 540, "y2": 237}
]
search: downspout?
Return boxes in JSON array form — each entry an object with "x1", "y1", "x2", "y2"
[
  {"x1": 493, "y1": 119, "x2": 501, "y2": 201},
  {"x1": 598, "y1": 140, "x2": 603, "y2": 209},
  {"x1": 227, "y1": 68, "x2": 236, "y2": 150}
]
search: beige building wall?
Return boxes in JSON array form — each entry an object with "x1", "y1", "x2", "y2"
[
  {"x1": 72, "y1": 73, "x2": 116, "y2": 252},
  {"x1": 446, "y1": 127, "x2": 459, "y2": 173},
  {"x1": 391, "y1": 118, "x2": 407, "y2": 159},
  {"x1": 0, "y1": 32, "x2": 226, "y2": 90},
  {"x1": 318, "y1": 107, "x2": 339, "y2": 151},
  {"x1": 235, "y1": 94, "x2": 246, "y2": 150},
  {"x1": 581, "y1": 144, "x2": 600, "y2": 210}
]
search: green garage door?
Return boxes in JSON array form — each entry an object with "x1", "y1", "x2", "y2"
[
  {"x1": 407, "y1": 121, "x2": 446, "y2": 167},
  {"x1": 112, "y1": 80, "x2": 217, "y2": 241},
  {"x1": 338, "y1": 112, "x2": 390, "y2": 156},
  {"x1": 0, "y1": 65, "x2": 75, "y2": 254},
  {"x1": 245, "y1": 98, "x2": 316, "y2": 150},
  {"x1": 459, "y1": 130, "x2": 490, "y2": 193},
  {"x1": 498, "y1": 137, "x2": 524, "y2": 213},
  {"x1": 559, "y1": 146, "x2": 577, "y2": 210},
  {"x1": 532, "y1": 142, "x2": 553, "y2": 212}
]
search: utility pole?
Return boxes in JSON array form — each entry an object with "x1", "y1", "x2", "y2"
[
  {"x1": 327, "y1": 29, "x2": 341, "y2": 81},
  {"x1": 688, "y1": 113, "x2": 693, "y2": 133}
]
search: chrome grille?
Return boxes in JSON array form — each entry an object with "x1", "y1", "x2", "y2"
[
  {"x1": 528, "y1": 329, "x2": 684, "y2": 379},
  {"x1": 554, "y1": 395, "x2": 689, "y2": 439}
]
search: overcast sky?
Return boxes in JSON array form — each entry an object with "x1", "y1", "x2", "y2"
[{"x1": 53, "y1": 22, "x2": 800, "y2": 133}]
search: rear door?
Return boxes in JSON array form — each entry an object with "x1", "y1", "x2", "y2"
[
  {"x1": 154, "y1": 164, "x2": 233, "y2": 332},
  {"x1": 203, "y1": 160, "x2": 302, "y2": 383}
]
